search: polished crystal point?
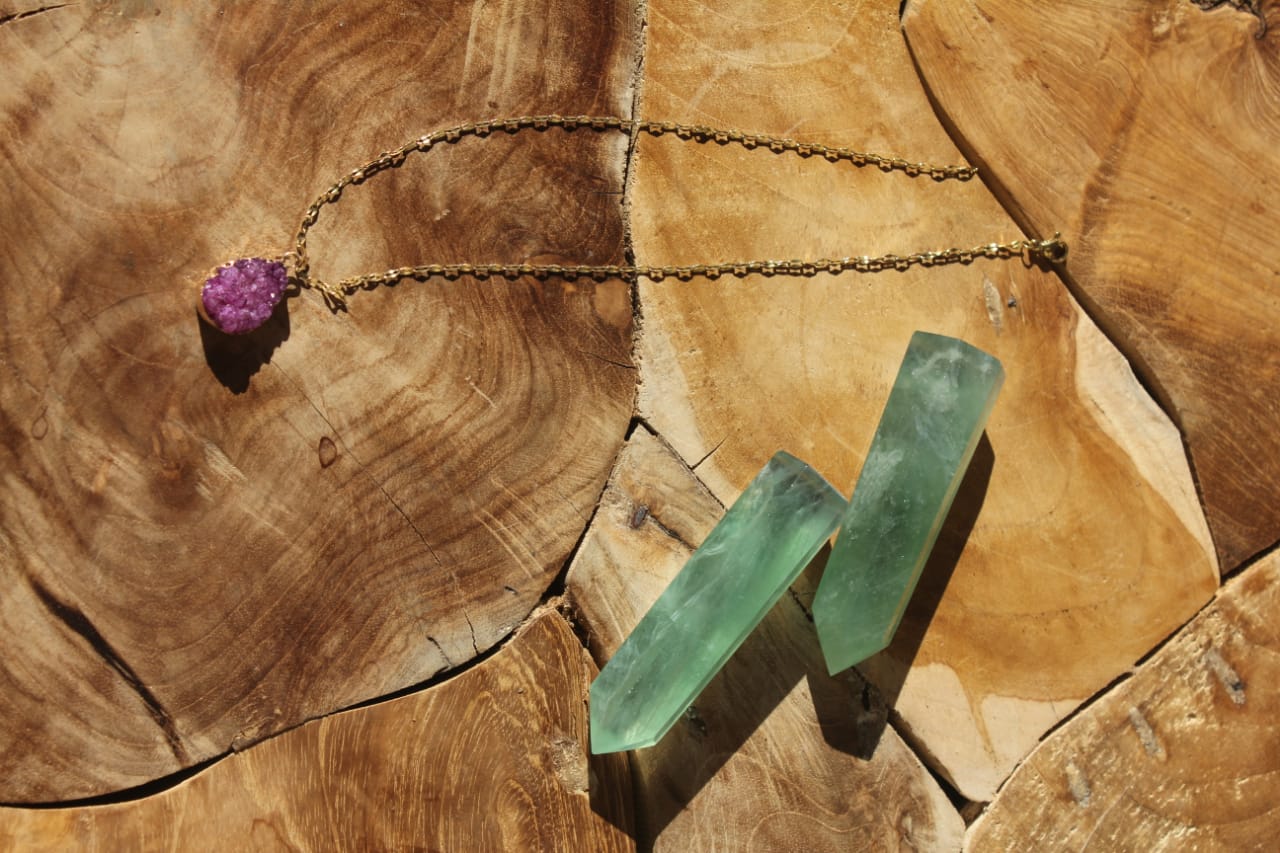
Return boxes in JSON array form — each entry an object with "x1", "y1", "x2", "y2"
[
  {"x1": 814, "y1": 331, "x2": 1004, "y2": 675},
  {"x1": 590, "y1": 451, "x2": 845, "y2": 754}
]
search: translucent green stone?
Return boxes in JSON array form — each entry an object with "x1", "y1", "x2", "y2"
[
  {"x1": 814, "y1": 331, "x2": 1004, "y2": 675},
  {"x1": 590, "y1": 452, "x2": 845, "y2": 754}
]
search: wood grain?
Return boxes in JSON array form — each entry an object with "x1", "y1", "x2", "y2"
[
  {"x1": 967, "y1": 550, "x2": 1280, "y2": 850},
  {"x1": 0, "y1": 1, "x2": 638, "y2": 800},
  {"x1": 903, "y1": 0, "x2": 1280, "y2": 570},
  {"x1": 0, "y1": 611, "x2": 635, "y2": 852},
  {"x1": 566, "y1": 430, "x2": 965, "y2": 852},
  {"x1": 631, "y1": 0, "x2": 1218, "y2": 801}
]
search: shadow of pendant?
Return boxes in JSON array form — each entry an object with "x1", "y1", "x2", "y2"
[{"x1": 197, "y1": 298, "x2": 291, "y2": 394}]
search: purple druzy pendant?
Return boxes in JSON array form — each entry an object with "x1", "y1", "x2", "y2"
[{"x1": 200, "y1": 258, "x2": 288, "y2": 334}]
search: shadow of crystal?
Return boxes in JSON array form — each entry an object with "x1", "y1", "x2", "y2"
[
  {"x1": 196, "y1": 295, "x2": 291, "y2": 394},
  {"x1": 861, "y1": 432, "x2": 994, "y2": 708}
]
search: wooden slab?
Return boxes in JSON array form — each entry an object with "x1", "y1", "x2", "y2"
[
  {"x1": 902, "y1": 0, "x2": 1280, "y2": 569},
  {"x1": 967, "y1": 550, "x2": 1280, "y2": 850},
  {"x1": 631, "y1": 0, "x2": 1218, "y2": 801},
  {"x1": 566, "y1": 430, "x2": 965, "y2": 851},
  {"x1": 0, "y1": 611, "x2": 635, "y2": 852},
  {"x1": 0, "y1": 1, "x2": 638, "y2": 800}
]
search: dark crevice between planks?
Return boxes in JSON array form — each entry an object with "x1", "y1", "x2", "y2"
[
  {"x1": 611, "y1": 48, "x2": 655, "y2": 834},
  {"x1": 2, "y1": 573, "x2": 544, "y2": 810},
  {"x1": 969, "y1": 536, "x2": 1280, "y2": 818},
  {"x1": 15, "y1": 531, "x2": 544, "y2": 810},
  {"x1": 970, "y1": 628, "x2": 1173, "y2": 811},
  {"x1": 1, "y1": 399, "x2": 641, "y2": 810},
  {"x1": 1120, "y1": 538, "x2": 1280, "y2": 676},
  {"x1": 967, "y1": 552, "x2": 1263, "y2": 805},
  {"x1": 1218, "y1": 533, "x2": 1280, "y2": 583},
  {"x1": 620, "y1": 419, "x2": 724, "y2": 552},
  {"x1": 0, "y1": 629, "x2": 514, "y2": 810},
  {"x1": 909, "y1": 734, "x2": 981, "y2": 825},
  {"x1": 553, "y1": 415, "x2": 706, "y2": 665},
  {"x1": 529, "y1": 418, "x2": 646, "y2": 613},
  {"x1": 899, "y1": 13, "x2": 1223, "y2": 571},
  {"x1": 0, "y1": 754, "x2": 224, "y2": 811},
  {"x1": 619, "y1": 0, "x2": 649, "y2": 407}
]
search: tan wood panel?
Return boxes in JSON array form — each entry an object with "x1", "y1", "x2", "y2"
[
  {"x1": 0, "y1": 0, "x2": 638, "y2": 800},
  {"x1": 0, "y1": 611, "x2": 635, "y2": 852},
  {"x1": 630, "y1": 0, "x2": 1217, "y2": 801},
  {"x1": 566, "y1": 430, "x2": 965, "y2": 852},
  {"x1": 903, "y1": 0, "x2": 1280, "y2": 569}
]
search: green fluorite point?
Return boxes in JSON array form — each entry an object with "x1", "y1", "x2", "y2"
[
  {"x1": 590, "y1": 452, "x2": 845, "y2": 754},
  {"x1": 814, "y1": 331, "x2": 1004, "y2": 676}
]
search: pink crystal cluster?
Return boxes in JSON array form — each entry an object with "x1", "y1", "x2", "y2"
[{"x1": 201, "y1": 258, "x2": 288, "y2": 334}]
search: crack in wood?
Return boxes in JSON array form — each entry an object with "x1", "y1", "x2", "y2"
[
  {"x1": 269, "y1": 362, "x2": 487, "y2": 663},
  {"x1": 425, "y1": 635, "x2": 454, "y2": 668},
  {"x1": 462, "y1": 608, "x2": 480, "y2": 656},
  {"x1": 635, "y1": 503, "x2": 697, "y2": 551},
  {"x1": 0, "y1": 3, "x2": 70, "y2": 30},
  {"x1": 27, "y1": 577, "x2": 188, "y2": 764},
  {"x1": 689, "y1": 435, "x2": 726, "y2": 471},
  {"x1": 270, "y1": 362, "x2": 446, "y2": 566},
  {"x1": 787, "y1": 587, "x2": 815, "y2": 622},
  {"x1": 575, "y1": 348, "x2": 636, "y2": 370}
]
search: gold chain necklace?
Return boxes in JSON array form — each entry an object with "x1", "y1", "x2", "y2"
[{"x1": 199, "y1": 114, "x2": 1067, "y2": 334}]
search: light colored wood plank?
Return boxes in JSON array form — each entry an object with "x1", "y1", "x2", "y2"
[
  {"x1": 567, "y1": 430, "x2": 965, "y2": 852},
  {"x1": 631, "y1": 0, "x2": 1217, "y2": 801},
  {"x1": 0, "y1": 611, "x2": 634, "y2": 852},
  {"x1": 903, "y1": 0, "x2": 1280, "y2": 569},
  {"x1": 0, "y1": 1, "x2": 638, "y2": 799},
  {"x1": 967, "y1": 551, "x2": 1280, "y2": 850}
]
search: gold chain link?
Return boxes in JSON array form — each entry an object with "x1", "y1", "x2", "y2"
[{"x1": 288, "y1": 114, "x2": 1067, "y2": 309}]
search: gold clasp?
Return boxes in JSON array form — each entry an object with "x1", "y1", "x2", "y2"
[{"x1": 1035, "y1": 232, "x2": 1068, "y2": 264}]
